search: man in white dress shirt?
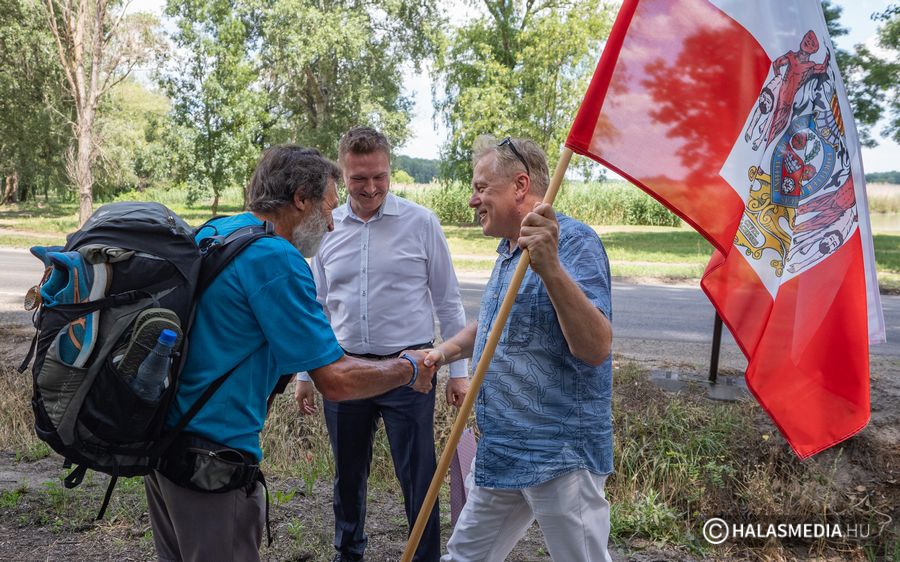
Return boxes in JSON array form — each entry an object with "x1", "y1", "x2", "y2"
[{"x1": 295, "y1": 126, "x2": 468, "y2": 562}]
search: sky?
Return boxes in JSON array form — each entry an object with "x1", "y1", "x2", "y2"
[{"x1": 129, "y1": 0, "x2": 898, "y2": 172}]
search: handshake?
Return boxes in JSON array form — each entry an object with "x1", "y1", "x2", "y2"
[
  {"x1": 294, "y1": 347, "x2": 457, "y2": 415},
  {"x1": 399, "y1": 348, "x2": 446, "y2": 394}
]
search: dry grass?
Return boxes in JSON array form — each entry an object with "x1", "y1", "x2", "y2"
[
  {"x1": 3, "y1": 359, "x2": 898, "y2": 559},
  {"x1": 0, "y1": 365, "x2": 45, "y2": 458},
  {"x1": 868, "y1": 183, "x2": 900, "y2": 214},
  {"x1": 608, "y1": 363, "x2": 899, "y2": 558},
  {"x1": 260, "y1": 373, "x2": 474, "y2": 494}
]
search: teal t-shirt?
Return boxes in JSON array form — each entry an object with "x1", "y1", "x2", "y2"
[{"x1": 166, "y1": 213, "x2": 343, "y2": 461}]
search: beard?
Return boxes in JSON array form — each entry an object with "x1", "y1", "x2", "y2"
[{"x1": 292, "y1": 205, "x2": 328, "y2": 258}]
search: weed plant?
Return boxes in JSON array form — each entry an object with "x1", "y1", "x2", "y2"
[{"x1": 0, "y1": 335, "x2": 897, "y2": 558}]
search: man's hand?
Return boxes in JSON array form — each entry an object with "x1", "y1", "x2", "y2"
[
  {"x1": 445, "y1": 377, "x2": 469, "y2": 408},
  {"x1": 423, "y1": 347, "x2": 445, "y2": 369},
  {"x1": 518, "y1": 203, "x2": 561, "y2": 278},
  {"x1": 401, "y1": 349, "x2": 438, "y2": 394},
  {"x1": 293, "y1": 380, "x2": 318, "y2": 415}
]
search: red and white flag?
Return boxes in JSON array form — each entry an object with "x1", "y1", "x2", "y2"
[{"x1": 566, "y1": 0, "x2": 886, "y2": 458}]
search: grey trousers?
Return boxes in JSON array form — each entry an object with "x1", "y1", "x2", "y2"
[{"x1": 145, "y1": 470, "x2": 265, "y2": 562}]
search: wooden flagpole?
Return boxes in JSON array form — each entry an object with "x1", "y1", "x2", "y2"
[{"x1": 400, "y1": 147, "x2": 574, "y2": 562}]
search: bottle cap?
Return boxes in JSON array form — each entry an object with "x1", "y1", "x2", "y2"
[{"x1": 159, "y1": 328, "x2": 178, "y2": 347}]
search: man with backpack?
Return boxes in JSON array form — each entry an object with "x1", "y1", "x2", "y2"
[{"x1": 144, "y1": 145, "x2": 437, "y2": 562}]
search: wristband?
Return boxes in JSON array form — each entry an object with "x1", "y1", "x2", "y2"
[{"x1": 400, "y1": 353, "x2": 418, "y2": 387}]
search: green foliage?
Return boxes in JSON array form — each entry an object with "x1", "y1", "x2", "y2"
[
  {"x1": 257, "y1": 0, "x2": 441, "y2": 156},
  {"x1": 866, "y1": 171, "x2": 900, "y2": 184},
  {"x1": 555, "y1": 183, "x2": 681, "y2": 227},
  {"x1": 0, "y1": 0, "x2": 70, "y2": 201},
  {"x1": 611, "y1": 489, "x2": 686, "y2": 545},
  {"x1": 396, "y1": 180, "x2": 681, "y2": 226},
  {"x1": 93, "y1": 80, "x2": 171, "y2": 200},
  {"x1": 394, "y1": 183, "x2": 474, "y2": 225},
  {"x1": 874, "y1": 234, "x2": 900, "y2": 274},
  {"x1": 158, "y1": 0, "x2": 441, "y2": 213},
  {"x1": 163, "y1": 0, "x2": 269, "y2": 213},
  {"x1": 14, "y1": 441, "x2": 51, "y2": 463},
  {"x1": 826, "y1": 1, "x2": 900, "y2": 146},
  {"x1": 608, "y1": 364, "x2": 748, "y2": 548},
  {"x1": 268, "y1": 487, "x2": 297, "y2": 507},
  {"x1": 435, "y1": 0, "x2": 615, "y2": 182},
  {"x1": 390, "y1": 169, "x2": 415, "y2": 185},
  {"x1": 394, "y1": 154, "x2": 439, "y2": 183}
]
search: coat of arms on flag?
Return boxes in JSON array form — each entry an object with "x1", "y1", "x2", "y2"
[
  {"x1": 566, "y1": 0, "x2": 886, "y2": 458},
  {"x1": 735, "y1": 29, "x2": 856, "y2": 281}
]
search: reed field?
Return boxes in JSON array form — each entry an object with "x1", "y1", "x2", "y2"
[
  {"x1": 867, "y1": 183, "x2": 900, "y2": 215},
  {"x1": 394, "y1": 180, "x2": 682, "y2": 227}
]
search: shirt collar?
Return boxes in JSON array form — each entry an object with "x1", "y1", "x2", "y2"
[
  {"x1": 341, "y1": 192, "x2": 400, "y2": 223},
  {"x1": 496, "y1": 238, "x2": 521, "y2": 259}
]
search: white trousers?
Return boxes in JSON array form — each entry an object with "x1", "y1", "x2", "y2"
[{"x1": 442, "y1": 462, "x2": 613, "y2": 562}]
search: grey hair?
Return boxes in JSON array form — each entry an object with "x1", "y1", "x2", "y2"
[
  {"x1": 247, "y1": 144, "x2": 340, "y2": 213},
  {"x1": 472, "y1": 135, "x2": 550, "y2": 196},
  {"x1": 338, "y1": 126, "x2": 392, "y2": 164}
]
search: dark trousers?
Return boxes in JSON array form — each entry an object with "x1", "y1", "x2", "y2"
[
  {"x1": 324, "y1": 364, "x2": 440, "y2": 562},
  {"x1": 145, "y1": 471, "x2": 265, "y2": 562}
]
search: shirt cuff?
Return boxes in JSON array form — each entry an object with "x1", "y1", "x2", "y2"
[
  {"x1": 296, "y1": 372, "x2": 311, "y2": 382},
  {"x1": 448, "y1": 360, "x2": 468, "y2": 378}
]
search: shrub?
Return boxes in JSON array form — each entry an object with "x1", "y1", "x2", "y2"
[{"x1": 391, "y1": 169, "x2": 415, "y2": 185}]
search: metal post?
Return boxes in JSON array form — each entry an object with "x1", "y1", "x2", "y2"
[{"x1": 709, "y1": 312, "x2": 723, "y2": 383}]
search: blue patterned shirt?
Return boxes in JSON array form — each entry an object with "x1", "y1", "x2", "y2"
[{"x1": 473, "y1": 213, "x2": 613, "y2": 488}]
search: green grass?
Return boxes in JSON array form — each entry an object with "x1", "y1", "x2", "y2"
[
  {"x1": 2, "y1": 192, "x2": 899, "y2": 291},
  {"x1": 0, "y1": 233, "x2": 66, "y2": 247},
  {"x1": 874, "y1": 234, "x2": 900, "y2": 272},
  {"x1": 445, "y1": 225, "x2": 712, "y2": 279},
  {"x1": 874, "y1": 234, "x2": 900, "y2": 293},
  {"x1": 444, "y1": 226, "x2": 900, "y2": 291}
]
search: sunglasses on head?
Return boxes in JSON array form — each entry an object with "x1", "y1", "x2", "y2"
[{"x1": 498, "y1": 137, "x2": 531, "y2": 176}]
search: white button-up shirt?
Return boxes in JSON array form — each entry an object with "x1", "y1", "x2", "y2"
[{"x1": 298, "y1": 193, "x2": 468, "y2": 379}]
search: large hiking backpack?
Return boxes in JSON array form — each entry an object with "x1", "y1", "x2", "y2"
[{"x1": 19, "y1": 201, "x2": 275, "y2": 517}]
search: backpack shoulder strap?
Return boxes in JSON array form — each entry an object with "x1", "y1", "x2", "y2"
[
  {"x1": 147, "y1": 221, "x2": 277, "y2": 459},
  {"x1": 196, "y1": 221, "x2": 277, "y2": 295}
]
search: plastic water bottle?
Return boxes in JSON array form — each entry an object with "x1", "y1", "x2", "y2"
[{"x1": 131, "y1": 329, "x2": 177, "y2": 402}]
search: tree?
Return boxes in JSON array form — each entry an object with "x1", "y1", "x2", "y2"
[
  {"x1": 162, "y1": 0, "x2": 268, "y2": 213},
  {"x1": 824, "y1": 1, "x2": 900, "y2": 147},
  {"x1": 258, "y1": 0, "x2": 441, "y2": 157},
  {"x1": 865, "y1": 170, "x2": 900, "y2": 184},
  {"x1": 44, "y1": 0, "x2": 162, "y2": 224},
  {"x1": 434, "y1": 0, "x2": 614, "y2": 182},
  {"x1": 0, "y1": 0, "x2": 70, "y2": 204},
  {"x1": 93, "y1": 79, "x2": 170, "y2": 199},
  {"x1": 394, "y1": 154, "x2": 439, "y2": 183},
  {"x1": 161, "y1": 0, "x2": 440, "y2": 212}
]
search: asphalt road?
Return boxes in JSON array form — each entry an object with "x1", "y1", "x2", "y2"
[{"x1": 2, "y1": 248, "x2": 897, "y2": 372}]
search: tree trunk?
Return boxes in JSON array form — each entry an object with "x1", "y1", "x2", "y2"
[
  {"x1": 75, "y1": 115, "x2": 95, "y2": 224},
  {"x1": 2, "y1": 172, "x2": 18, "y2": 204},
  {"x1": 211, "y1": 192, "x2": 219, "y2": 216},
  {"x1": 46, "y1": 0, "x2": 107, "y2": 225}
]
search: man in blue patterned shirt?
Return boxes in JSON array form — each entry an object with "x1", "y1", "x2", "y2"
[{"x1": 425, "y1": 135, "x2": 614, "y2": 562}]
